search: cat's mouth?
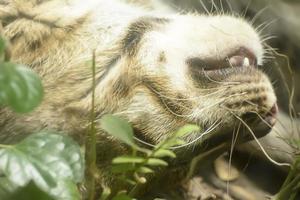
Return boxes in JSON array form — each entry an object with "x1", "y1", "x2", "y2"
[
  {"x1": 204, "y1": 102, "x2": 277, "y2": 148},
  {"x1": 240, "y1": 103, "x2": 278, "y2": 139},
  {"x1": 187, "y1": 47, "x2": 257, "y2": 72}
]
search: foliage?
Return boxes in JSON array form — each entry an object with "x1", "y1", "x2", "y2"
[
  {"x1": 100, "y1": 114, "x2": 200, "y2": 199},
  {"x1": 0, "y1": 132, "x2": 85, "y2": 200},
  {"x1": 0, "y1": 36, "x2": 84, "y2": 199},
  {"x1": 0, "y1": 35, "x2": 198, "y2": 200},
  {"x1": 275, "y1": 151, "x2": 300, "y2": 200},
  {"x1": 0, "y1": 38, "x2": 43, "y2": 113}
]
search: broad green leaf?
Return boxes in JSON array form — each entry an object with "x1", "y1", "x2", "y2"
[
  {"x1": 112, "y1": 193, "x2": 133, "y2": 200},
  {"x1": 17, "y1": 132, "x2": 85, "y2": 182},
  {"x1": 100, "y1": 115, "x2": 137, "y2": 148},
  {"x1": 49, "y1": 179, "x2": 81, "y2": 200},
  {"x1": 137, "y1": 166, "x2": 154, "y2": 174},
  {"x1": 0, "y1": 177, "x2": 80, "y2": 200},
  {"x1": 2, "y1": 181, "x2": 54, "y2": 200},
  {"x1": 112, "y1": 156, "x2": 145, "y2": 164},
  {"x1": 0, "y1": 132, "x2": 84, "y2": 200},
  {"x1": 0, "y1": 177, "x2": 18, "y2": 199},
  {"x1": 0, "y1": 62, "x2": 44, "y2": 113},
  {"x1": 174, "y1": 124, "x2": 200, "y2": 137},
  {"x1": 146, "y1": 158, "x2": 168, "y2": 166},
  {"x1": 153, "y1": 149, "x2": 176, "y2": 158}
]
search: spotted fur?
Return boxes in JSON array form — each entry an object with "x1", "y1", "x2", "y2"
[{"x1": 0, "y1": 0, "x2": 277, "y2": 191}]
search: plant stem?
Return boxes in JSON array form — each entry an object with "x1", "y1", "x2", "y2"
[
  {"x1": 275, "y1": 158, "x2": 300, "y2": 200},
  {"x1": 128, "y1": 138, "x2": 171, "y2": 197},
  {"x1": 185, "y1": 142, "x2": 229, "y2": 181},
  {"x1": 85, "y1": 51, "x2": 97, "y2": 200}
]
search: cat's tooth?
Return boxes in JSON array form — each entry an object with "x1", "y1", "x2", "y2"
[{"x1": 243, "y1": 57, "x2": 250, "y2": 67}]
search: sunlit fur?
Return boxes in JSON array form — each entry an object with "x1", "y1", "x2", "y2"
[{"x1": 0, "y1": 0, "x2": 277, "y2": 186}]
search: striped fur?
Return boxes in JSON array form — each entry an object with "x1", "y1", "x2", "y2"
[{"x1": 0, "y1": 0, "x2": 278, "y2": 190}]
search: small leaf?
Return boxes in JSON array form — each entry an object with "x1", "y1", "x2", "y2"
[
  {"x1": 112, "y1": 156, "x2": 145, "y2": 164},
  {"x1": 146, "y1": 158, "x2": 168, "y2": 166},
  {"x1": 153, "y1": 149, "x2": 176, "y2": 158},
  {"x1": 100, "y1": 115, "x2": 137, "y2": 148},
  {"x1": 137, "y1": 166, "x2": 154, "y2": 174},
  {"x1": 0, "y1": 62, "x2": 44, "y2": 113},
  {"x1": 124, "y1": 178, "x2": 136, "y2": 185},
  {"x1": 162, "y1": 138, "x2": 186, "y2": 148},
  {"x1": 174, "y1": 124, "x2": 200, "y2": 137}
]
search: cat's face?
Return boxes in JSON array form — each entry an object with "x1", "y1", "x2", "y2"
[{"x1": 117, "y1": 15, "x2": 277, "y2": 146}]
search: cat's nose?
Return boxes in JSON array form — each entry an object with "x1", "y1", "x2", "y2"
[{"x1": 264, "y1": 103, "x2": 278, "y2": 127}]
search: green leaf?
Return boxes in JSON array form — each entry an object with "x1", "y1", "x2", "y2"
[
  {"x1": 153, "y1": 149, "x2": 176, "y2": 158},
  {"x1": 112, "y1": 156, "x2": 145, "y2": 164},
  {"x1": 174, "y1": 124, "x2": 200, "y2": 137},
  {"x1": 100, "y1": 115, "x2": 137, "y2": 148},
  {"x1": 0, "y1": 177, "x2": 18, "y2": 199},
  {"x1": 162, "y1": 138, "x2": 186, "y2": 148},
  {"x1": 124, "y1": 178, "x2": 136, "y2": 185},
  {"x1": 112, "y1": 193, "x2": 133, "y2": 200},
  {"x1": 137, "y1": 166, "x2": 154, "y2": 174},
  {"x1": 49, "y1": 179, "x2": 81, "y2": 200},
  {"x1": 0, "y1": 37, "x2": 6, "y2": 57},
  {"x1": 2, "y1": 181, "x2": 54, "y2": 200},
  {"x1": 0, "y1": 62, "x2": 44, "y2": 113},
  {"x1": 146, "y1": 158, "x2": 168, "y2": 166},
  {"x1": 0, "y1": 132, "x2": 84, "y2": 200}
]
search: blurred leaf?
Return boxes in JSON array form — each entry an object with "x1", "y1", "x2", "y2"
[
  {"x1": 0, "y1": 62, "x2": 43, "y2": 113},
  {"x1": 174, "y1": 124, "x2": 200, "y2": 137},
  {"x1": 100, "y1": 115, "x2": 137, "y2": 148},
  {"x1": 137, "y1": 166, "x2": 154, "y2": 174},
  {"x1": 112, "y1": 156, "x2": 145, "y2": 164},
  {"x1": 0, "y1": 177, "x2": 18, "y2": 199},
  {"x1": 99, "y1": 186, "x2": 111, "y2": 200},
  {"x1": 2, "y1": 181, "x2": 54, "y2": 200},
  {"x1": 153, "y1": 149, "x2": 176, "y2": 158},
  {"x1": 0, "y1": 37, "x2": 6, "y2": 57},
  {"x1": 49, "y1": 179, "x2": 81, "y2": 200},
  {"x1": 162, "y1": 138, "x2": 185, "y2": 148},
  {"x1": 112, "y1": 193, "x2": 133, "y2": 200},
  {"x1": 0, "y1": 132, "x2": 84, "y2": 200},
  {"x1": 291, "y1": 139, "x2": 300, "y2": 148},
  {"x1": 146, "y1": 158, "x2": 168, "y2": 166},
  {"x1": 124, "y1": 178, "x2": 136, "y2": 185}
]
